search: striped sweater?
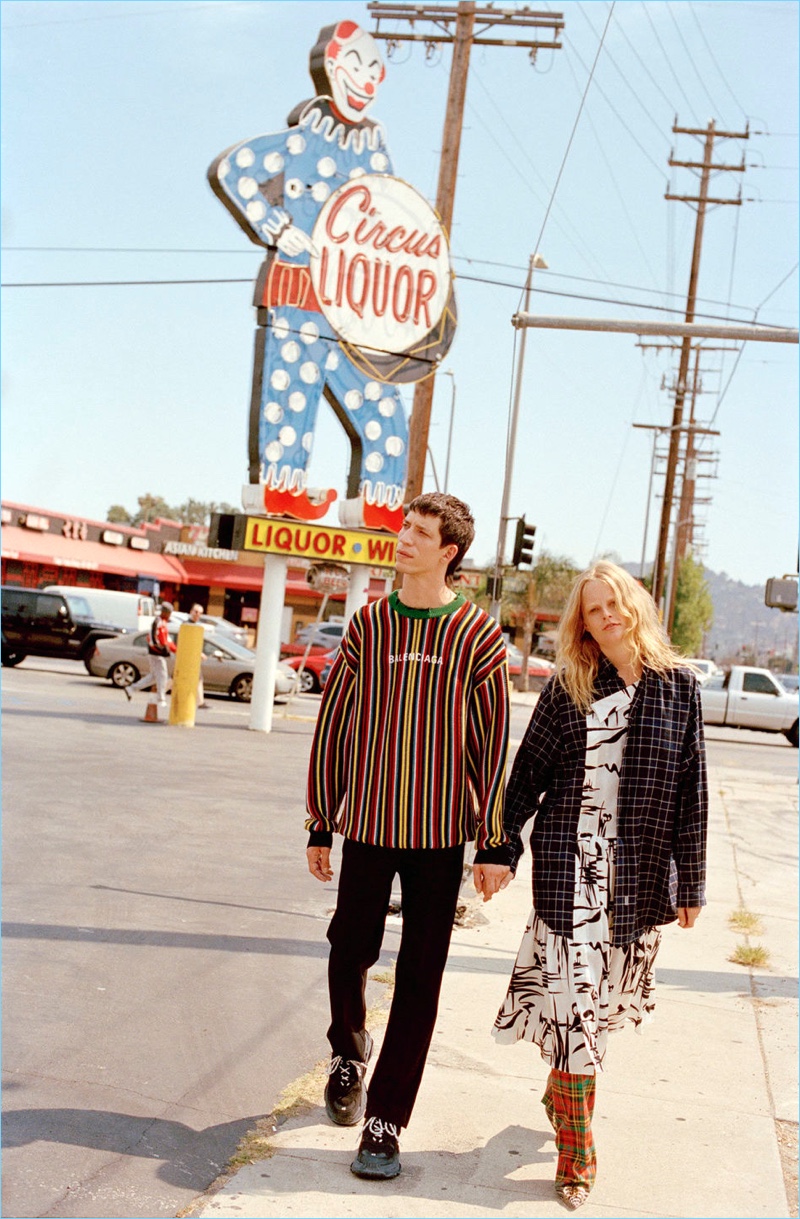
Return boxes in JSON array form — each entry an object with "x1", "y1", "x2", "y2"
[{"x1": 306, "y1": 591, "x2": 510, "y2": 851}]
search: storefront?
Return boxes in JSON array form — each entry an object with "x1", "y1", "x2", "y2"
[{"x1": 1, "y1": 501, "x2": 388, "y2": 643}]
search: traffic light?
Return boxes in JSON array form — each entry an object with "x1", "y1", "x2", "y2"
[{"x1": 512, "y1": 517, "x2": 536, "y2": 568}]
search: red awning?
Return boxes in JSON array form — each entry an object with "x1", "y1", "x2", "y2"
[
  {"x1": 180, "y1": 558, "x2": 344, "y2": 599},
  {"x1": 1, "y1": 524, "x2": 188, "y2": 582}
]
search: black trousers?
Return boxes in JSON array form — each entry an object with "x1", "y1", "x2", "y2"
[{"x1": 326, "y1": 837, "x2": 466, "y2": 1130}]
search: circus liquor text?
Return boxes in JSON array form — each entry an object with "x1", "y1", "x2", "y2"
[{"x1": 310, "y1": 175, "x2": 452, "y2": 367}]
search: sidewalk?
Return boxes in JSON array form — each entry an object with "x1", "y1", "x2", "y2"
[{"x1": 184, "y1": 763, "x2": 797, "y2": 1219}]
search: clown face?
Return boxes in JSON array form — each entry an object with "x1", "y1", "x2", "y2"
[{"x1": 325, "y1": 24, "x2": 385, "y2": 122}]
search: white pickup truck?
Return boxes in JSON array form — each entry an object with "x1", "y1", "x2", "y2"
[{"x1": 700, "y1": 665, "x2": 799, "y2": 747}]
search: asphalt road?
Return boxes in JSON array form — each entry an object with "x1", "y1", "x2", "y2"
[{"x1": 2, "y1": 659, "x2": 797, "y2": 1218}]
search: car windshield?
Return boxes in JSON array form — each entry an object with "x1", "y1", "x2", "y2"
[
  {"x1": 63, "y1": 594, "x2": 93, "y2": 618},
  {"x1": 204, "y1": 636, "x2": 254, "y2": 659}
]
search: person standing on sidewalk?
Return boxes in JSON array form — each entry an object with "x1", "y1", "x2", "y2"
[
  {"x1": 306, "y1": 492, "x2": 512, "y2": 1182},
  {"x1": 493, "y1": 561, "x2": 708, "y2": 1211},
  {"x1": 125, "y1": 602, "x2": 176, "y2": 704}
]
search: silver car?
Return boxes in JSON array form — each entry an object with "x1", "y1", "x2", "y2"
[{"x1": 87, "y1": 630, "x2": 294, "y2": 701}]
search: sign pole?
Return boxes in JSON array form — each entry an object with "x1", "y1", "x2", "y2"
[
  {"x1": 344, "y1": 566, "x2": 371, "y2": 623},
  {"x1": 249, "y1": 553, "x2": 288, "y2": 733}
]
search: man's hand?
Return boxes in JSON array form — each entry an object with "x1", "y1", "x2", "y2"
[
  {"x1": 473, "y1": 862, "x2": 511, "y2": 903},
  {"x1": 307, "y1": 846, "x2": 333, "y2": 882},
  {"x1": 677, "y1": 906, "x2": 701, "y2": 928}
]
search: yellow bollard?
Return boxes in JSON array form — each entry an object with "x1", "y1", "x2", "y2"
[{"x1": 169, "y1": 623, "x2": 205, "y2": 727}]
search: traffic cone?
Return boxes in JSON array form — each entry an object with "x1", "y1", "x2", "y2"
[{"x1": 141, "y1": 701, "x2": 160, "y2": 724}]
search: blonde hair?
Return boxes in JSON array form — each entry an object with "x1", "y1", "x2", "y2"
[{"x1": 555, "y1": 561, "x2": 687, "y2": 713}]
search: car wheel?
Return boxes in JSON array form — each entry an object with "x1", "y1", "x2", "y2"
[
  {"x1": 230, "y1": 673, "x2": 253, "y2": 702},
  {"x1": 1, "y1": 648, "x2": 25, "y2": 667},
  {"x1": 297, "y1": 668, "x2": 319, "y2": 694},
  {"x1": 786, "y1": 720, "x2": 799, "y2": 748},
  {"x1": 108, "y1": 661, "x2": 140, "y2": 688}
]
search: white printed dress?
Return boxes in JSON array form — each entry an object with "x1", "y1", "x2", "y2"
[{"x1": 493, "y1": 683, "x2": 661, "y2": 1075}]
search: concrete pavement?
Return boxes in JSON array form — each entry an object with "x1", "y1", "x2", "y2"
[{"x1": 183, "y1": 727, "x2": 798, "y2": 1219}]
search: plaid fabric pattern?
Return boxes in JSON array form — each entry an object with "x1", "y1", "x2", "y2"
[
  {"x1": 543, "y1": 1069, "x2": 597, "y2": 1188},
  {"x1": 504, "y1": 657, "x2": 708, "y2": 945}
]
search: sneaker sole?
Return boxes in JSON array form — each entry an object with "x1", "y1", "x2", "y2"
[{"x1": 350, "y1": 1156, "x2": 401, "y2": 1180}]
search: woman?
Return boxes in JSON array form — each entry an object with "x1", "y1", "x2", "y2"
[{"x1": 493, "y1": 561, "x2": 708, "y2": 1209}]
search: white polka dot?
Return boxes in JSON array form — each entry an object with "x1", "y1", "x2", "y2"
[
  {"x1": 325, "y1": 351, "x2": 340, "y2": 371},
  {"x1": 299, "y1": 322, "x2": 319, "y2": 345},
  {"x1": 366, "y1": 452, "x2": 385, "y2": 473},
  {"x1": 364, "y1": 381, "x2": 381, "y2": 401},
  {"x1": 385, "y1": 437, "x2": 405, "y2": 457},
  {"x1": 300, "y1": 361, "x2": 320, "y2": 385},
  {"x1": 302, "y1": 432, "x2": 314, "y2": 452},
  {"x1": 263, "y1": 402, "x2": 283, "y2": 424},
  {"x1": 265, "y1": 441, "x2": 284, "y2": 462},
  {"x1": 281, "y1": 340, "x2": 301, "y2": 363},
  {"x1": 264, "y1": 151, "x2": 284, "y2": 173},
  {"x1": 236, "y1": 147, "x2": 255, "y2": 168},
  {"x1": 286, "y1": 133, "x2": 306, "y2": 156},
  {"x1": 288, "y1": 391, "x2": 307, "y2": 413},
  {"x1": 285, "y1": 178, "x2": 304, "y2": 198},
  {"x1": 370, "y1": 152, "x2": 389, "y2": 172},
  {"x1": 270, "y1": 369, "x2": 290, "y2": 392},
  {"x1": 272, "y1": 317, "x2": 290, "y2": 340},
  {"x1": 311, "y1": 181, "x2": 331, "y2": 204},
  {"x1": 348, "y1": 166, "x2": 366, "y2": 178},
  {"x1": 378, "y1": 397, "x2": 396, "y2": 418},
  {"x1": 218, "y1": 158, "x2": 231, "y2": 179},
  {"x1": 317, "y1": 157, "x2": 337, "y2": 179},
  {"x1": 237, "y1": 176, "x2": 258, "y2": 199},
  {"x1": 365, "y1": 421, "x2": 382, "y2": 441},
  {"x1": 246, "y1": 199, "x2": 267, "y2": 222},
  {"x1": 278, "y1": 426, "x2": 297, "y2": 446},
  {"x1": 344, "y1": 389, "x2": 363, "y2": 411}
]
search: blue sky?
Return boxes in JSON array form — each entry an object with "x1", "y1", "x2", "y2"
[{"x1": 2, "y1": 0, "x2": 797, "y2": 586}]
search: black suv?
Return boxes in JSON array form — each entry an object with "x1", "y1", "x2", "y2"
[{"x1": 1, "y1": 587, "x2": 124, "y2": 669}]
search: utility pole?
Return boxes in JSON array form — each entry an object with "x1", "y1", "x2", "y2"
[
  {"x1": 651, "y1": 118, "x2": 749, "y2": 612},
  {"x1": 368, "y1": 1, "x2": 564, "y2": 501}
]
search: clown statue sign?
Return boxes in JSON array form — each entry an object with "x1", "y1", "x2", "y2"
[{"x1": 208, "y1": 20, "x2": 457, "y2": 534}]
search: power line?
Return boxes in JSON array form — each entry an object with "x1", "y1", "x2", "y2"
[
  {"x1": 3, "y1": 270, "x2": 794, "y2": 333},
  {"x1": 687, "y1": 1, "x2": 748, "y2": 121},
  {"x1": 665, "y1": 1, "x2": 725, "y2": 124},
  {"x1": 6, "y1": 245, "x2": 781, "y2": 317},
  {"x1": 640, "y1": 1, "x2": 697, "y2": 124}
]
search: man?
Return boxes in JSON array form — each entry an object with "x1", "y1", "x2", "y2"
[
  {"x1": 188, "y1": 603, "x2": 209, "y2": 709},
  {"x1": 306, "y1": 493, "x2": 511, "y2": 1181},
  {"x1": 126, "y1": 601, "x2": 176, "y2": 704}
]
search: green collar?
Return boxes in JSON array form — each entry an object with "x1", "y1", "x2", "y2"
[{"x1": 389, "y1": 589, "x2": 466, "y2": 620}]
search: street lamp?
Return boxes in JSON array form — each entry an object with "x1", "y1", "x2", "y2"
[{"x1": 488, "y1": 252, "x2": 548, "y2": 621}]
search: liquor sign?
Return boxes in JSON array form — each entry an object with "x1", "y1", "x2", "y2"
[
  {"x1": 243, "y1": 517, "x2": 396, "y2": 570},
  {"x1": 310, "y1": 176, "x2": 452, "y2": 378}
]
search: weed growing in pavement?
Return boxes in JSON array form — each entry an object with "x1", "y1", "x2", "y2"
[
  {"x1": 730, "y1": 944, "x2": 770, "y2": 968},
  {"x1": 729, "y1": 909, "x2": 764, "y2": 935}
]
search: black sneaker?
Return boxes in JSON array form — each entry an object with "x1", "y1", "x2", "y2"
[
  {"x1": 324, "y1": 1031, "x2": 373, "y2": 1126},
  {"x1": 350, "y1": 1116, "x2": 401, "y2": 1180}
]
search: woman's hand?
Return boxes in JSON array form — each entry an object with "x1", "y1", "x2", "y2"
[
  {"x1": 473, "y1": 863, "x2": 512, "y2": 902},
  {"x1": 677, "y1": 906, "x2": 701, "y2": 928}
]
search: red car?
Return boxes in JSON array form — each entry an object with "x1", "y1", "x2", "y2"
[{"x1": 285, "y1": 648, "x2": 339, "y2": 694}]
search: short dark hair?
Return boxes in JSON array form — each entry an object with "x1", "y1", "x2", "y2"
[{"x1": 405, "y1": 492, "x2": 475, "y2": 581}]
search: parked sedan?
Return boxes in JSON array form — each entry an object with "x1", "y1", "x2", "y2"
[
  {"x1": 87, "y1": 631, "x2": 294, "y2": 701},
  {"x1": 504, "y1": 645, "x2": 554, "y2": 692},
  {"x1": 285, "y1": 648, "x2": 339, "y2": 694},
  {"x1": 170, "y1": 612, "x2": 252, "y2": 648}
]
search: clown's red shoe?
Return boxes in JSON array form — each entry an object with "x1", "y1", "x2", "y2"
[{"x1": 263, "y1": 486, "x2": 337, "y2": 521}]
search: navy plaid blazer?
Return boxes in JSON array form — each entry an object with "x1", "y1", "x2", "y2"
[{"x1": 502, "y1": 657, "x2": 708, "y2": 946}]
